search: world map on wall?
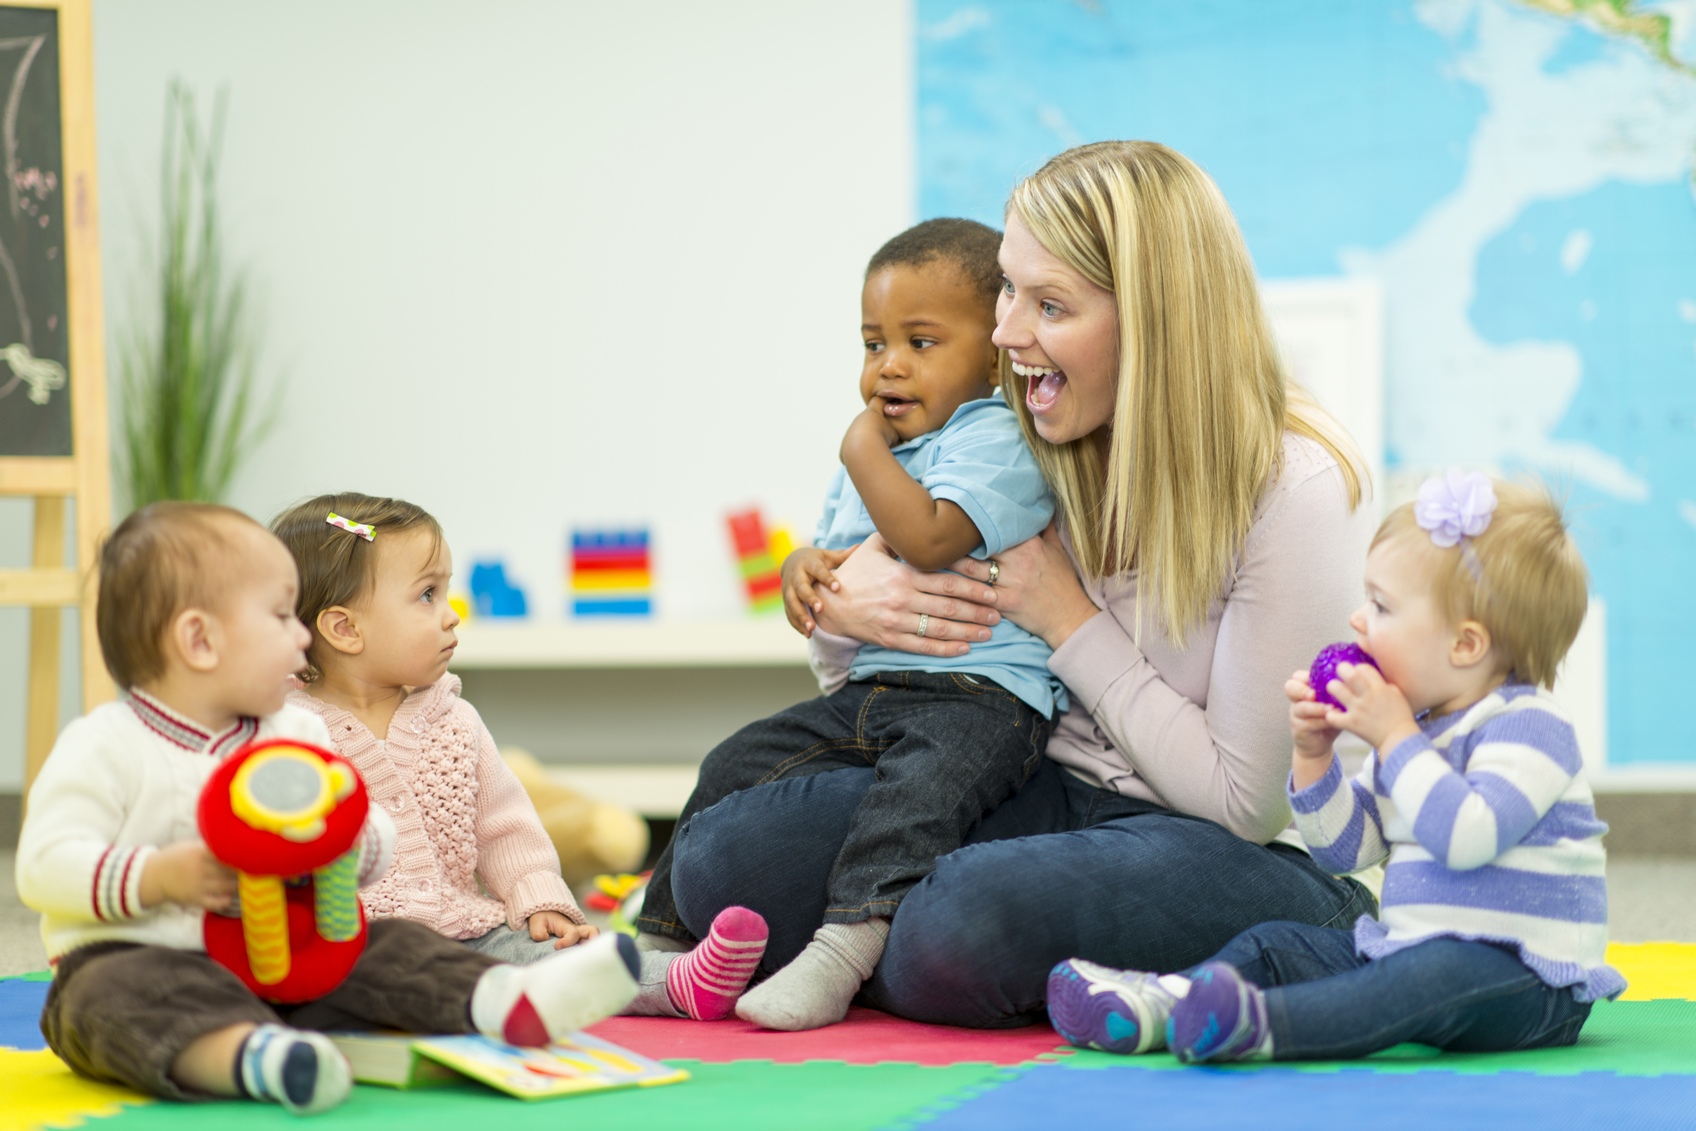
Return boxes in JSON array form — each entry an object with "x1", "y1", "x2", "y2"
[{"x1": 918, "y1": 0, "x2": 1696, "y2": 765}]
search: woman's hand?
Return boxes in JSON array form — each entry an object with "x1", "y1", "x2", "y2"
[
  {"x1": 948, "y1": 524, "x2": 1098, "y2": 649},
  {"x1": 812, "y1": 533, "x2": 1001, "y2": 657}
]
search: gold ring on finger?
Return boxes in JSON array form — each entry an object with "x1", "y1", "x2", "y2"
[
  {"x1": 917, "y1": 613, "x2": 929, "y2": 638},
  {"x1": 987, "y1": 559, "x2": 1000, "y2": 586}
]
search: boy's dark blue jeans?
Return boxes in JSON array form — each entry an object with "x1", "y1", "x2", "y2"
[
  {"x1": 1209, "y1": 920, "x2": 1594, "y2": 1059},
  {"x1": 638, "y1": 670, "x2": 1050, "y2": 939}
]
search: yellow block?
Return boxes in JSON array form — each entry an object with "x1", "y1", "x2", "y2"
[
  {"x1": 1606, "y1": 941, "x2": 1696, "y2": 1001},
  {"x1": 0, "y1": 1049, "x2": 151, "y2": 1131},
  {"x1": 571, "y1": 569, "x2": 652, "y2": 591}
]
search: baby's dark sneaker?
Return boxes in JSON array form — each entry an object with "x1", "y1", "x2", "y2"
[{"x1": 1166, "y1": 962, "x2": 1273, "y2": 1064}]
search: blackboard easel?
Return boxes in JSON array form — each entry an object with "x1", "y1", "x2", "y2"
[{"x1": 0, "y1": 0, "x2": 113, "y2": 794}]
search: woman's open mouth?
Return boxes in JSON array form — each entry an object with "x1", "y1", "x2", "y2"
[{"x1": 1012, "y1": 362, "x2": 1066, "y2": 413}]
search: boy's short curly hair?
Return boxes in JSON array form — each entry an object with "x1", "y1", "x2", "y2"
[
  {"x1": 866, "y1": 217, "x2": 1004, "y2": 308},
  {"x1": 96, "y1": 502, "x2": 262, "y2": 689},
  {"x1": 271, "y1": 492, "x2": 441, "y2": 683},
  {"x1": 1372, "y1": 480, "x2": 1588, "y2": 690}
]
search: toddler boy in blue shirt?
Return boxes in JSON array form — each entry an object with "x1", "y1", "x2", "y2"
[{"x1": 636, "y1": 219, "x2": 1061, "y2": 1031}]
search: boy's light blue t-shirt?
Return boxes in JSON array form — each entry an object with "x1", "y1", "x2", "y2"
[{"x1": 814, "y1": 393, "x2": 1068, "y2": 718}]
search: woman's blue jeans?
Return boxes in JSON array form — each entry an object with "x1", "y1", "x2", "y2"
[
  {"x1": 667, "y1": 758, "x2": 1377, "y2": 1028},
  {"x1": 1207, "y1": 921, "x2": 1594, "y2": 1059}
]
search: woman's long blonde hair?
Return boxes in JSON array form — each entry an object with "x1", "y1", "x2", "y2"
[{"x1": 1006, "y1": 141, "x2": 1365, "y2": 645}]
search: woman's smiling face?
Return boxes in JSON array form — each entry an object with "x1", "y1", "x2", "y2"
[{"x1": 992, "y1": 214, "x2": 1120, "y2": 445}]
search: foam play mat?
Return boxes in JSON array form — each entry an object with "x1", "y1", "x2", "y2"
[{"x1": 2, "y1": 942, "x2": 1692, "y2": 1130}]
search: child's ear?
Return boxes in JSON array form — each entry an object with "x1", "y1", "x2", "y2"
[
  {"x1": 171, "y1": 607, "x2": 220, "y2": 673},
  {"x1": 1450, "y1": 619, "x2": 1492, "y2": 671},
  {"x1": 316, "y1": 606, "x2": 365, "y2": 657},
  {"x1": 988, "y1": 346, "x2": 1003, "y2": 388}
]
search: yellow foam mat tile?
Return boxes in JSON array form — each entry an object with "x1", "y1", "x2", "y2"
[
  {"x1": 0, "y1": 1050, "x2": 151, "y2": 1131},
  {"x1": 1606, "y1": 942, "x2": 1696, "y2": 1001}
]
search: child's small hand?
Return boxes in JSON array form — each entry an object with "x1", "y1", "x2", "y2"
[
  {"x1": 842, "y1": 399, "x2": 902, "y2": 458},
  {"x1": 1324, "y1": 662, "x2": 1420, "y2": 756},
  {"x1": 781, "y1": 546, "x2": 854, "y2": 637},
  {"x1": 529, "y1": 910, "x2": 598, "y2": 948},
  {"x1": 1286, "y1": 670, "x2": 1339, "y2": 762},
  {"x1": 140, "y1": 840, "x2": 239, "y2": 912}
]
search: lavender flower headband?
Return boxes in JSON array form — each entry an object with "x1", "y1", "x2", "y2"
[{"x1": 1414, "y1": 470, "x2": 1495, "y2": 582}]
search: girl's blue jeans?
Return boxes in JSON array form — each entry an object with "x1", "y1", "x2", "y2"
[
  {"x1": 662, "y1": 757, "x2": 1377, "y2": 1028},
  {"x1": 1207, "y1": 920, "x2": 1594, "y2": 1059}
]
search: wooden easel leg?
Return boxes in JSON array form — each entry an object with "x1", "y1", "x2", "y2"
[{"x1": 25, "y1": 496, "x2": 65, "y2": 794}]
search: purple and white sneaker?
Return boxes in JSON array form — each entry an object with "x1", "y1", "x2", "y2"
[
  {"x1": 1047, "y1": 959, "x2": 1185, "y2": 1055},
  {"x1": 1166, "y1": 962, "x2": 1272, "y2": 1064}
]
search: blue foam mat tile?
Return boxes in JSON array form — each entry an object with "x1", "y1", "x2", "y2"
[
  {"x1": 0, "y1": 977, "x2": 49, "y2": 1050},
  {"x1": 909, "y1": 1063, "x2": 1696, "y2": 1131}
]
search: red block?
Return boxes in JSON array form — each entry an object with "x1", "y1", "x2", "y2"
[
  {"x1": 571, "y1": 551, "x2": 651, "y2": 572},
  {"x1": 726, "y1": 509, "x2": 768, "y2": 557}
]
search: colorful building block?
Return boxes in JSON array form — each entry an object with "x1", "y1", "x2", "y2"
[
  {"x1": 725, "y1": 507, "x2": 792, "y2": 614},
  {"x1": 569, "y1": 528, "x2": 654, "y2": 617}
]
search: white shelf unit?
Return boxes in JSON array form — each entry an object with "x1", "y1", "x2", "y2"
[
  {"x1": 451, "y1": 618, "x2": 812, "y2": 670},
  {"x1": 450, "y1": 619, "x2": 817, "y2": 819}
]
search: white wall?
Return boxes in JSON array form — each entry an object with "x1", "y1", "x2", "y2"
[{"x1": 0, "y1": 0, "x2": 915, "y2": 788}]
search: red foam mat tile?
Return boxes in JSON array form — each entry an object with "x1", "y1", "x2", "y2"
[{"x1": 586, "y1": 1006, "x2": 1072, "y2": 1066}]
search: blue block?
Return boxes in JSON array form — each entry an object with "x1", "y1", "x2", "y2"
[
  {"x1": 570, "y1": 530, "x2": 650, "y2": 550},
  {"x1": 572, "y1": 597, "x2": 652, "y2": 617},
  {"x1": 0, "y1": 977, "x2": 49, "y2": 1050},
  {"x1": 917, "y1": 1063, "x2": 1696, "y2": 1131},
  {"x1": 470, "y1": 560, "x2": 528, "y2": 618}
]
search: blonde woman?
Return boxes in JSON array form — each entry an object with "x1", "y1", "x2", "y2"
[{"x1": 662, "y1": 141, "x2": 1380, "y2": 1028}]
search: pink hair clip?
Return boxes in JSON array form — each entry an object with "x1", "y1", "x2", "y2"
[{"x1": 326, "y1": 512, "x2": 375, "y2": 542}]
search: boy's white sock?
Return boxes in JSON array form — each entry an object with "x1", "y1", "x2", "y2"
[
  {"x1": 471, "y1": 932, "x2": 640, "y2": 1045},
  {"x1": 236, "y1": 1024, "x2": 351, "y2": 1115},
  {"x1": 735, "y1": 918, "x2": 888, "y2": 1031}
]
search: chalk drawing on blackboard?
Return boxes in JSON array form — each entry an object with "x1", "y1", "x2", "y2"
[
  {"x1": 0, "y1": 340, "x2": 63, "y2": 403},
  {"x1": 0, "y1": 34, "x2": 47, "y2": 363},
  {"x1": 0, "y1": 11, "x2": 71, "y2": 456}
]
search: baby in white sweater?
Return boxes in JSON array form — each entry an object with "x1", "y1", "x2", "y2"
[{"x1": 16, "y1": 502, "x2": 639, "y2": 1113}]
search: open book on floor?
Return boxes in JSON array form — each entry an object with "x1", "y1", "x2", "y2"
[{"x1": 328, "y1": 1031, "x2": 690, "y2": 1099}]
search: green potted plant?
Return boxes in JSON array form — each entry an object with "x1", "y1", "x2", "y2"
[{"x1": 118, "y1": 80, "x2": 273, "y2": 510}]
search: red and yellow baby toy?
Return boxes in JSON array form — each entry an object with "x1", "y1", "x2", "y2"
[{"x1": 197, "y1": 739, "x2": 370, "y2": 1002}]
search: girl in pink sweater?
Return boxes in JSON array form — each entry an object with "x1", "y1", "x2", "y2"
[{"x1": 273, "y1": 494, "x2": 768, "y2": 1016}]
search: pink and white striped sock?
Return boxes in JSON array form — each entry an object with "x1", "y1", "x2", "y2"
[{"x1": 665, "y1": 906, "x2": 769, "y2": 1021}]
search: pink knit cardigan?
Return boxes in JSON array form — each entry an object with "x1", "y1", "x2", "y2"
[{"x1": 289, "y1": 675, "x2": 583, "y2": 938}]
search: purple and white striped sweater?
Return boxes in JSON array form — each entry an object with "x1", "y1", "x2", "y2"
[{"x1": 1290, "y1": 681, "x2": 1625, "y2": 1003}]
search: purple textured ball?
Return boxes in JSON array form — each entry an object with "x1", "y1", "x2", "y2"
[{"x1": 1309, "y1": 643, "x2": 1379, "y2": 709}]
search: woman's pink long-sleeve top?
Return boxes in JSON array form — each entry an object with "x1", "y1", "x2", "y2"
[
  {"x1": 814, "y1": 434, "x2": 1375, "y2": 845},
  {"x1": 290, "y1": 674, "x2": 584, "y2": 938}
]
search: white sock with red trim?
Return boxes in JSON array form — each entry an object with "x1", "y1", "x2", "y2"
[{"x1": 471, "y1": 932, "x2": 639, "y2": 1046}]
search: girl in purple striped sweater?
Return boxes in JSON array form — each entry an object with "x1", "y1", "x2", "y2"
[{"x1": 1047, "y1": 472, "x2": 1624, "y2": 1062}]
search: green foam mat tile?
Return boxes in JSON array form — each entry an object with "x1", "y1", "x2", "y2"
[
  {"x1": 68, "y1": 1060, "x2": 1011, "y2": 1131},
  {"x1": 912, "y1": 1062, "x2": 1696, "y2": 1131},
  {"x1": 1054, "y1": 999, "x2": 1696, "y2": 1077}
]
